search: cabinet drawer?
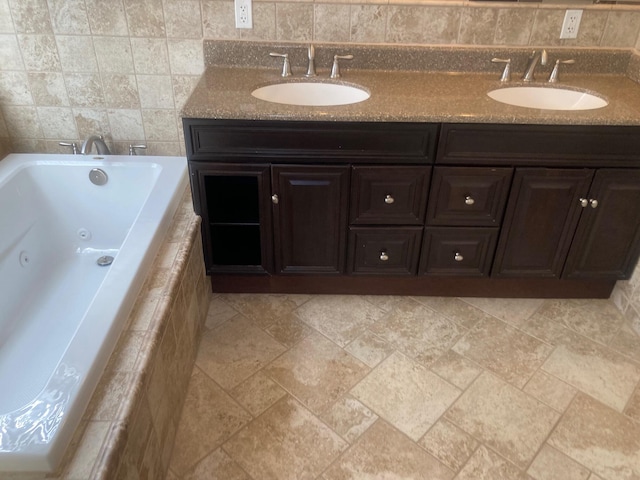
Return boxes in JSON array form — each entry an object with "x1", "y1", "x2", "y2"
[
  {"x1": 350, "y1": 166, "x2": 431, "y2": 225},
  {"x1": 419, "y1": 227, "x2": 498, "y2": 276},
  {"x1": 426, "y1": 167, "x2": 512, "y2": 226},
  {"x1": 348, "y1": 227, "x2": 423, "y2": 275}
]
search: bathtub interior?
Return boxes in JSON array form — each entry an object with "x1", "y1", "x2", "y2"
[{"x1": 0, "y1": 154, "x2": 187, "y2": 472}]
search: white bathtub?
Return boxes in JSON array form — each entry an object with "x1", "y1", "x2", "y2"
[{"x1": 0, "y1": 153, "x2": 188, "y2": 472}]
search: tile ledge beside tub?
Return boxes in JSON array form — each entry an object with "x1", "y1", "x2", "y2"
[{"x1": 11, "y1": 186, "x2": 211, "y2": 480}]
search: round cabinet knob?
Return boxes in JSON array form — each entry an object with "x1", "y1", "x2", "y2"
[
  {"x1": 464, "y1": 196, "x2": 475, "y2": 206},
  {"x1": 384, "y1": 195, "x2": 395, "y2": 204},
  {"x1": 379, "y1": 251, "x2": 389, "y2": 261},
  {"x1": 579, "y1": 198, "x2": 589, "y2": 207},
  {"x1": 454, "y1": 252, "x2": 464, "y2": 262},
  {"x1": 271, "y1": 194, "x2": 279, "y2": 204},
  {"x1": 589, "y1": 199, "x2": 598, "y2": 209}
]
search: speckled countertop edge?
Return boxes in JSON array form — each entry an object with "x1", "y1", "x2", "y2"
[{"x1": 182, "y1": 41, "x2": 640, "y2": 126}]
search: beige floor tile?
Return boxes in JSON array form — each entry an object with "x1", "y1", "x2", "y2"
[
  {"x1": 460, "y1": 297, "x2": 543, "y2": 327},
  {"x1": 169, "y1": 368, "x2": 252, "y2": 476},
  {"x1": 320, "y1": 394, "x2": 378, "y2": 443},
  {"x1": 294, "y1": 295, "x2": 387, "y2": 347},
  {"x1": 418, "y1": 419, "x2": 479, "y2": 472},
  {"x1": 429, "y1": 350, "x2": 483, "y2": 389},
  {"x1": 205, "y1": 296, "x2": 239, "y2": 330},
  {"x1": 263, "y1": 312, "x2": 314, "y2": 348},
  {"x1": 196, "y1": 315, "x2": 286, "y2": 390},
  {"x1": 523, "y1": 370, "x2": 577, "y2": 412},
  {"x1": 536, "y1": 299, "x2": 625, "y2": 345},
  {"x1": 229, "y1": 371, "x2": 287, "y2": 417},
  {"x1": 369, "y1": 299, "x2": 465, "y2": 366},
  {"x1": 361, "y1": 294, "x2": 410, "y2": 312},
  {"x1": 609, "y1": 323, "x2": 640, "y2": 364},
  {"x1": 456, "y1": 446, "x2": 532, "y2": 480},
  {"x1": 182, "y1": 448, "x2": 250, "y2": 480},
  {"x1": 625, "y1": 387, "x2": 640, "y2": 422},
  {"x1": 445, "y1": 372, "x2": 559, "y2": 469},
  {"x1": 413, "y1": 296, "x2": 494, "y2": 329},
  {"x1": 351, "y1": 352, "x2": 460, "y2": 441},
  {"x1": 528, "y1": 444, "x2": 590, "y2": 480},
  {"x1": 223, "y1": 396, "x2": 347, "y2": 480},
  {"x1": 344, "y1": 330, "x2": 395, "y2": 368},
  {"x1": 222, "y1": 293, "x2": 311, "y2": 329},
  {"x1": 541, "y1": 330, "x2": 640, "y2": 411},
  {"x1": 323, "y1": 420, "x2": 455, "y2": 480},
  {"x1": 264, "y1": 333, "x2": 369, "y2": 414},
  {"x1": 521, "y1": 312, "x2": 571, "y2": 345},
  {"x1": 452, "y1": 317, "x2": 554, "y2": 387},
  {"x1": 549, "y1": 394, "x2": 640, "y2": 480}
]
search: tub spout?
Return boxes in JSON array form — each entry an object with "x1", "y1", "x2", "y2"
[{"x1": 81, "y1": 135, "x2": 111, "y2": 155}]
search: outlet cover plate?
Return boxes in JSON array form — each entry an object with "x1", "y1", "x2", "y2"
[
  {"x1": 560, "y1": 9, "x2": 582, "y2": 39},
  {"x1": 234, "y1": 0, "x2": 252, "y2": 29}
]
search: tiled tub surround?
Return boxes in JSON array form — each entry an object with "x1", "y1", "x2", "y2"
[
  {"x1": 2, "y1": 0, "x2": 640, "y2": 153},
  {"x1": 3, "y1": 189, "x2": 210, "y2": 479}
]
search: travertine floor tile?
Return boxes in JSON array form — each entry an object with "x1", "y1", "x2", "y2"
[
  {"x1": 523, "y1": 370, "x2": 577, "y2": 412},
  {"x1": 521, "y1": 312, "x2": 570, "y2": 345},
  {"x1": 460, "y1": 297, "x2": 543, "y2": 327},
  {"x1": 453, "y1": 317, "x2": 553, "y2": 387},
  {"x1": 169, "y1": 368, "x2": 252, "y2": 476},
  {"x1": 223, "y1": 396, "x2": 347, "y2": 480},
  {"x1": 222, "y1": 293, "x2": 311, "y2": 329},
  {"x1": 264, "y1": 333, "x2": 369, "y2": 414},
  {"x1": 351, "y1": 352, "x2": 460, "y2": 441},
  {"x1": 369, "y1": 299, "x2": 465, "y2": 366},
  {"x1": 322, "y1": 421, "x2": 454, "y2": 480},
  {"x1": 412, "y1": 295, "x2": 493, "y2": 329},
  {"x1": 418, "y1": 419, "x2": 479, "y2": 471},
  {"x1": 455, "y1": 446, "x2": 532, "y2": 480},
  {"x1": 205, "y1": 296, "x2": 238, "y2": 330},
  {"x1": 229, "y1": 371, "x2": 287, "y2": 417},
  {"x1": 429, "y1": 350, "x2": 482, "y2": 389},
  {"x1": 609, "y1": 323, "x2": 640, "y2": 364},
  {"x1": 536, "y1": 299, "x2": 625, "y2": 345},
  {"x1": 294, "y1": 295, "x2": 386, "y2": 347},
  {"x1": 263, "y1": 312, "x2": 313, "y2": 348},
  {"x1": 541, "y1": 330, "x2": 640, "y2": 411},
  {"x1": 361, "y1": 294, "x2": 409, "y2": 312},
  {"x1": 196, "y1": 315, "x2": 286, "y2": 389},
  {"x1": 344, "y1": 330, "x2": 395, "y2": 368},
  {"x1": 320, "y1": 394, "x2": 378, "y2": 443},
  {"x1": 527, "y1": 445, "x2": 590, "y2": 480},
  {"x1": 445, "y1": 372, "x2": 559, "y2": 469},
  {"x1": 625, "y1": 386, "x2": 640, "y2": 422},
  {"x1": 182, "y1": 448, "x2": 250, "y2": 480},
  {"x1": 549, "y1": 394, "x2": 640, "y2": 480}
]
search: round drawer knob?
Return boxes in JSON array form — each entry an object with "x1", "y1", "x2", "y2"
[
  {"x1": 271, "y1": 194, "x2": 279, "y2": 204},
  {"x1": 589, "y1": 199, "x2": 598, "y2": 209},
  {"x1": 464, "y1": 196, "x2": 475, "y2": 206},
  {"x1": 384, "y1": 194, "x2": 395, "y2": 204},
  {"x1": 579, "y1": 198, "x2": 588, "y2": 207},
  {"x1": 380, "y1": 251, "x2": 389, "y2": 261},
  {"x1": 454, "y1": 252, "x2": 464, "y2": 262}
]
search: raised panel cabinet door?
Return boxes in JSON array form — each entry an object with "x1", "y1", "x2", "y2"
[
  {"x1": 272, "y1": 165, "x2": 350, "y2": 274},
  {"x1": 563, "y1": 169, "x2": 640, "y2": 280},
  {"x1": 492, "y1": 168, "x2": 594, "y2": 278},
  {"x1": 191, "y1": 162, "x2": 273, "y2": 274}
]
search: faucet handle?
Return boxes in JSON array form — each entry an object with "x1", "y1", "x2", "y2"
[
  {"x1": 491, "y1": 58, "x2": 511, "y2": 82},
  {"x1": 58, "y1": 141, "x2": 78, "y2": 154},
  {"x1": 548, "y1": 59, "x2": 575, "y2": 83},
  {"x1": 129, "y1": 144, "x2": 147, "y2": 155},
  {"x1": 330, "y1": 54, "x2": 353, "y2": 79},
  {"x1": 269, "y1": 52, "x2": 292, "y2": 77}
]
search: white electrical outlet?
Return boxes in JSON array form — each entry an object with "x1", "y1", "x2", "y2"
[
  {"x1": 234, "y1": 0, "x2": 252, "y2": 29},
  {"x1": 560, "y1": 9, "x2": 582, "y2": 39}
]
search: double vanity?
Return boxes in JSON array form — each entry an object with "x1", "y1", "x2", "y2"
[{"x1": 182, "y1": 41, "x2": 640, "y2": 298}]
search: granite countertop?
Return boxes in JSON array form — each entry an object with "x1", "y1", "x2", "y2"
[{"x1": 181, "y1": 42, "x2": 640, "y2": 126}]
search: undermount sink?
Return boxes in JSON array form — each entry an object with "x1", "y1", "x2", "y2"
[
  {"x1": 251, "y1": 82, "x2": 370, "y2": 106},
  {"x1": 487, "y1": 86, "x2": 608, "y2": 111}
]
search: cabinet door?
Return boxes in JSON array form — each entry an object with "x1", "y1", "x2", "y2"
[
  {"x1": 272, "y1": 165, "x2": 349, "y2": 274},
  {"x1": 191, "y1": 162, "x2": 273, "y2": 274},
  {"x1": 563, "y1": 169, "x2": 640, "y2": 280},
  {"x1": 492, "y1": 168, "x2": 593, "y2": 278}
]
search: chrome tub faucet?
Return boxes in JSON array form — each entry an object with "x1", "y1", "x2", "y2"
[{"x1": 81, "y1": 135, "x2": 111, "y2": 155}]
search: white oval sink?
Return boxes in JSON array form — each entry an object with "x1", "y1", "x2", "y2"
[
  {"x1": 252, "y1": 82, "x2": 370, "y2": 106},
  {"x1": 487, "y1": 86, "x2": 608, "y2": 111}
]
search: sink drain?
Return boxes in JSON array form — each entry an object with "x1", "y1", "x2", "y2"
[{"x1": 96, "y1": 255, "x2": 114, "y2": 266}]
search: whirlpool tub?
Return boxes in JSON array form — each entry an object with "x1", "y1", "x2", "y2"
[{"x1": 0, "y1": 153, "x2": 187, "y2": 471}]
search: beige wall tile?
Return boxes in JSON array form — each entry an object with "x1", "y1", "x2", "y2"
[
  {"x1": 85, "y1": 0, "x2": 129, "y2": 36},
  {"x1": 131, "y1": 38, "x2": 171, "y2": 75},
  {"x1": 142, "y1": 109, "x2": 179, "y2": 141},
  {"x1": 37, "y1": 106, "x2": 78, "y2": 139},
  {"x1": 168, "y1": 38, "x2": 205, "y2": 74},
  {"x1": 387, "y1": 5, "x2": 460, "y2": 44},
  {"x1": 0, "y1": 34, "x2": 24, "y2": 69},
  {"x1": 164, "y1": 0, "x2": 203, "y2": 38},
  {"x1": 350, "y1": 5, "x2": 386, "y2": 43},
  {"x1": 0, "y1": 0, "x2": 14, "y2": 33},
  {"x1": 601, "y1": 10, "x2": 640, "y2": 48},
  {"x1": 102, "y1": 74, "x2": 140, "y2": 108},
  {"x1": 0, "y1": 72, "x2": 34, "y2": 105},
  {"x1": 239, "y1": 2, "x2": 276, "y2": 41},
  {"x1": 458, "y1": 7, "x2": 498, "y2": 45},
  {"x1": 107, "y1": 108, "x2": 145, "y2": 140},
  {"x1": 276, "y1": 3, "x2": 313, "y2": 42},
  {"x1": 48, "y1": 0, "x2": 90, "y2": 35},
  {"x1": 315, "y1": 4, "x2": 351, "y2": 43},
  {"x1": 65, "y1": 73, "x2": 104, "y2": 108},
  {"x1": 137, "y1": 75, "x2": 175, "y2": 108},
  {"x1": 17, "y1": 35, "x2": 60, "y2": 71},
  {"x1": 3, "y1": 106, "x2": 42, "y2": 138},
  {"x1": 202, "y1": 0, "x2": 238, "y2": 39},
  {"x1": 29, "y1": 73, "x2": 70, "y2": 107},
  {"x1": 530, "y1": 8, "x2": 565, "y2": 46},
  {"x1": 494, "y1": 7, "x2": 535, "y2": 45},
  {"x1": 56, "y1": 35, "x2": 98, "y2": 73},
  {"x1": 93, "y1": 36, "x2": 135, "y2": 73},
  {"x1": 9, "y1": 0, "x2": 52, "y2": 34},
  {"x1": 124, "y1": 0, "x2": 166, "y2": 37}
]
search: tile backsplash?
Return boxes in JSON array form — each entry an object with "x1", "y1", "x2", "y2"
[{"x1": 1, "y1": 0, "x2": 640, "y2": 155}]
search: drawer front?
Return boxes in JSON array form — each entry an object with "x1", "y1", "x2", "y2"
[
  {"x1": 186, "y1": 119, "x2": 439, "y2": 164},
  {"x1": 350, "y1": 166, "x2": 431, "y2": 225},
  {"x1": 427, "y1": 167, "x2": 512, "y2": 226},
  {"x1": 419, "y1": 227, "x2": 498, "y2": 276},
  {"x1": 348, "y1": 227, "x2": 423, "y2": 275}
]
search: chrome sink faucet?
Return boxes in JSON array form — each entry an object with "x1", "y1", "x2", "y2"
[
  {"x1": 81, "y1": 135, "x2": 111, "y2": 155},
  {"x1": 305, "y1": 45, "x2": 317, "y2": 77},
  {"x1": 522, "y1": 49, "x2": 548, "y2": 82}
]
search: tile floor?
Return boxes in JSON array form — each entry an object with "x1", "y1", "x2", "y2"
[{"x1": 166, "y1": 294, "x2": 640, "y2": 480}]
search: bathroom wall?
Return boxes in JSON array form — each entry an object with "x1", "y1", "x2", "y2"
[{"x1": 1, "y1": 0, "x2": 640, "y2": 155}]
